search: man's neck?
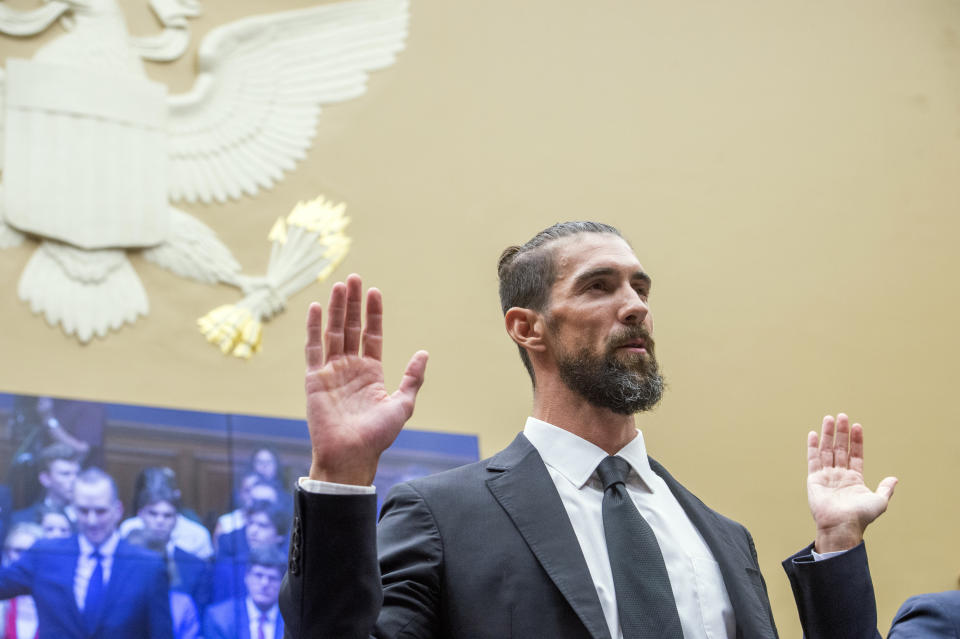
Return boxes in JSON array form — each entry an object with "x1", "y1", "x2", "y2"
[{"x1": 532, "y1": 383, "x2": 638, "y2": 455}]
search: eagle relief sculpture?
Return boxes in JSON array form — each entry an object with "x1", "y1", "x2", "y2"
[{"x1": 0, "y1": 0, "x2": 408, "y2": 357}]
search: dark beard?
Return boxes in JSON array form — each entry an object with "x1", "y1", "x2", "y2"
[{"x1": 555, "y1": 329, "x2": 664, "y2": 415}]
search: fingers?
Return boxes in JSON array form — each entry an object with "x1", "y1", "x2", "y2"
[
  {"x1": 393, "y1": 350, "x2": 430, "y2": 417},
  {"x1": 848, "y1": 421, "x2": 865, "y2": 475},
  {"x1": 305, "y1": 302, "x2": 324, "y2": 372},
  {"x1": 343, "y1": 274, "x2": 363, "y2": 355},
  {"x1": 324, "y1": 282, "x2": 347, "y2": 361},
  {"x1": 834, "y1": 414, "x2": 850, "y2": 468},
  {"x1": 362, "y1": 288, "x2": 384, "y2": 361},
  {"x1": 819, "y1": 415, "x2": 836, "y2": 469},
  {"x1": 876, "y1": 476, "x2": 898, "y2": 503},
  {"x1": 807, "y1": 430, "x2": 822, "y2": 474}
]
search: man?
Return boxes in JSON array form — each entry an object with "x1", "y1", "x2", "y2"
[
  {"x1": 214, "y1": 473, "x2": 282, "y2": 541},
  {"x1": 888, "y1": 592, "x2": 960, "y2": 637},
  {"x1": 214, "y1": 500, "x2": 289, "y2": 603},
  {"x1": 0, "y1": 468, "x2": 173, "y2": 639},
  {"x1": 280, "y1": 221, "x2": 896, "y2": 638},
  {"x1": 128, "y1": 482, "x2": 211, "y2": 615},
  {"x1": 120, "y1": 467, "x2": 214, "y2": 560},
  {"x1": 0, "y1": 523, "x2": 43, "y2": 639},
  {"x1": 204, "y1": 547, "x2": 285, "y2": 639},
  {"x1": 11, "y1": 443, "x2": 79, "y2": 526}
]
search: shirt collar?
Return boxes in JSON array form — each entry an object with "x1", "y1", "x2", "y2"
[
  {"x1": 78, "y1": 531, "x2": 120, "y2": 557},
  {"x1": 246, "y1": 597, "x2": 278, "y2": 622},
  {"x1": 523, "y1": 416, "x2": 657, "y2": 492}
]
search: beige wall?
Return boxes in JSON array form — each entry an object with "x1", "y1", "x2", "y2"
[{"x1": 2, "y1": 1, "x2": 959, "y2": 635}]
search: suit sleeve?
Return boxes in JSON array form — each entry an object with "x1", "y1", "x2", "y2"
[
  {"x1": 0, "y1": 548, "x2": 36, "y2": 600},
  {"x1": 146, "y1": 555, "x2": 175, "y2": 639},
  {"x1": 280, "y1": 483, "x2": 442, "y2": 639},
  {"x1": 202, "y1": 606, "x2": 230, "y2": 639},
  {"x1": 782, "y1": 542, "x2": 881, "y2": 639},
  {"x1": 888, "y1": 592, "x2": 960, "y2": 639}
]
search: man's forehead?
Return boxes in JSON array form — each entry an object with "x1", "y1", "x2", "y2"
[
  {"x1": 551, "y1": 233, "x2": 645, "y2": 278},
  {"x1": 74, "y1": 481, "x2": 113, "y2": 502}
]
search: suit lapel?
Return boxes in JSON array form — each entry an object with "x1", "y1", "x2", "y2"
[
  {"x1": 486, "y1": 434, "x2": 611, "y2": 639},
  {"x1": 648, "y1": 458, "x2": 778, "y2": 639},
  {"x1": 59, "y1": 537, "x2": 85, "y2": 633}
]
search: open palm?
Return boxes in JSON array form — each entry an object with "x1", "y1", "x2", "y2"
[
  {"x1": 304, "y1": 275, "x2": 428, "y2": 486},
  {"x1": 806, "y1": 414, "x2": 897, "y2": 553}
]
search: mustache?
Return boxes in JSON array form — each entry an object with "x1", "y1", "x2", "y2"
[{"x1": 607, "y1": 326, "x2": 655, "y2": 352}]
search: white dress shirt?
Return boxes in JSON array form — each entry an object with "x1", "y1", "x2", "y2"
[
  {"x1": 75, "y1": 532, "x2": 119, "y2": 612},
  {"x1": 523, "y1": 417, "x2": 735, "y2": 639},
  {"x1": 119, "y1": 514, "x2": 214, "y2": 559},
  {"x1": 245, "y1": 598, "x2": 279, "y2": 639}
]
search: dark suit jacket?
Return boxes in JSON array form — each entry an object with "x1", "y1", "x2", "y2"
[
  {"x1": 172, "y1": 547, "x2": 212, "y2": 614},
  {"x1": 783, "y1": 542, "x2": 881, "y2": 639},
  {"x1": 784, "y1": 543, "x2": 960, "y2": 639},
  {"x1": 280, "y1": 433, "x2": 780, "y2": 639},
  {"x1": 889, "y1": 591, "x2": 960, "y2": 638},
  {"x1": 10, "y1": 500, "x2": 47, "y2": 526},
  {"x1": 204, "y1": 597, "x2": 283, "y2": 639},
  {"x1": 0, "y1": 535, "x2": 173, "y2": 639}
]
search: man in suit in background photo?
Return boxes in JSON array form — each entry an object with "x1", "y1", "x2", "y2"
[
  {"x1": 0, "y1": 467, "x2": 173, "y2": 638},
  {"x1": 281, "y1": 221, "x2": 897, "y2": 638},
  {"x1": 11, "y1": 443, "x2": 79, "y2": 526},
  {"x1": 204, "y1": 546, "x2": 285, "y2": 639}
]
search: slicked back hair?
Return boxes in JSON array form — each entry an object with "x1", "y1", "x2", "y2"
[{"x1": 497, "y1": 221, "x2": 623, "y2": 386}]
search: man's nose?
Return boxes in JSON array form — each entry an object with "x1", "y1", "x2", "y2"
[{"x1": 618, "y1": 286, "x2": 649, "y2": 325}]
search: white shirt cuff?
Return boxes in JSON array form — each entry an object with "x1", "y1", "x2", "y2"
[
  {"x1": 811, "y1": 549, "x2": 847, "y2": 561},
  {"x1": 298, "y1": 476, "x2": 376, "y2": 495}
]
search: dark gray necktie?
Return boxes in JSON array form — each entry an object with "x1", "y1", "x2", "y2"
[{"x1": 596, "y1": 455, "x2": 684, "y2": 639}]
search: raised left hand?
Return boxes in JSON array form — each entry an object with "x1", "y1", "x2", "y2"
[{"x1": 807, "y1": 414, "x2": 897, "y2": 553}]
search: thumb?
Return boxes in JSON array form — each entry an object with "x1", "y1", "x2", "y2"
[
  {"x1": 875, "y1": 476, "x2": 898, "y2": 503},
  {"x1": 393, "y1": 350, "x2": 429, "y2": 410}
]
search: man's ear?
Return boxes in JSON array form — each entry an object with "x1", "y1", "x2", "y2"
[
  {"x1": 504, "y1": 307, "x2": 546, "y2": 352},
  {"x1": 38, "y1": 472, "x2": 51, "y2": 489}
]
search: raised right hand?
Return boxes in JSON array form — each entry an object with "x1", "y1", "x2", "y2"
[{"x1": 305, "y1": 274, "x2": 428, "y2": 486}]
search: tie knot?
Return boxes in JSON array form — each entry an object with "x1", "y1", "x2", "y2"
[
  {"x1": 596, "y1": 456, "x2": 631, "y2": 490},
  {"x1": 89, "y1": 549, "x2": 102, "y2": 561}
]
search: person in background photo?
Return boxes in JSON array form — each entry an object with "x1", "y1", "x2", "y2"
[
  {"x1": 120, "y1": 467, "x2": 214, "y2": 560},
  {"x1": 124, "y1": 481, "x2": 212, "y2": 617},
  {"x1": 249, "y1": 448, "x2": 283, "y2": 485},
  {"x1": 11, "y1": 444, "x2": 79, "y2": 527},
  {"x1": 214, "y1": 474, "x2": 281, "y2": 543},
  {"x1": 212, "y1": 500, "x2": 289, "y2": 604},
  {"x1": 203, "y1": 546, "x2": 285, "y2": 639},
  {"x1": 0, "y1": 468, "x2": 172, "y2": 639},
  {"x1": 0, "y1": 523, "x2": 42, "y2": 639},
  {"x1": 36, "y1": 506, "x2": 72, "y2": 539}
]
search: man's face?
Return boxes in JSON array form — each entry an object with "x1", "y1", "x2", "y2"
[
  {"x1": 252, "y1": 450, "x2": 278, "y2": 480},
  {"x1": 74, "y1": 479, "x2": 122, "y2": 546},
  {"x1": 542, "y1": 234, "x2": 663, "y2": 414},
  {"x1": 39, "y1": 459, "x2": 80, "y2": 504},
  {"x1": 245, "y1": 564, "x2": 282, "y2": 610},
  {"x1": 139, "y1": 500, "x2": 177, "y2": 545},
  {"x1": 245, "y1": 512, "x2": 282, "y2": 550},
  {"x1": 3, "y1": 531, "x2": 37, "y2": 566}
]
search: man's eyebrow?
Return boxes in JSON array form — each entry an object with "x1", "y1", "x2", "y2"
[{"x1": 572, "y1": 267, "x2": 652, "y2": 287}]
